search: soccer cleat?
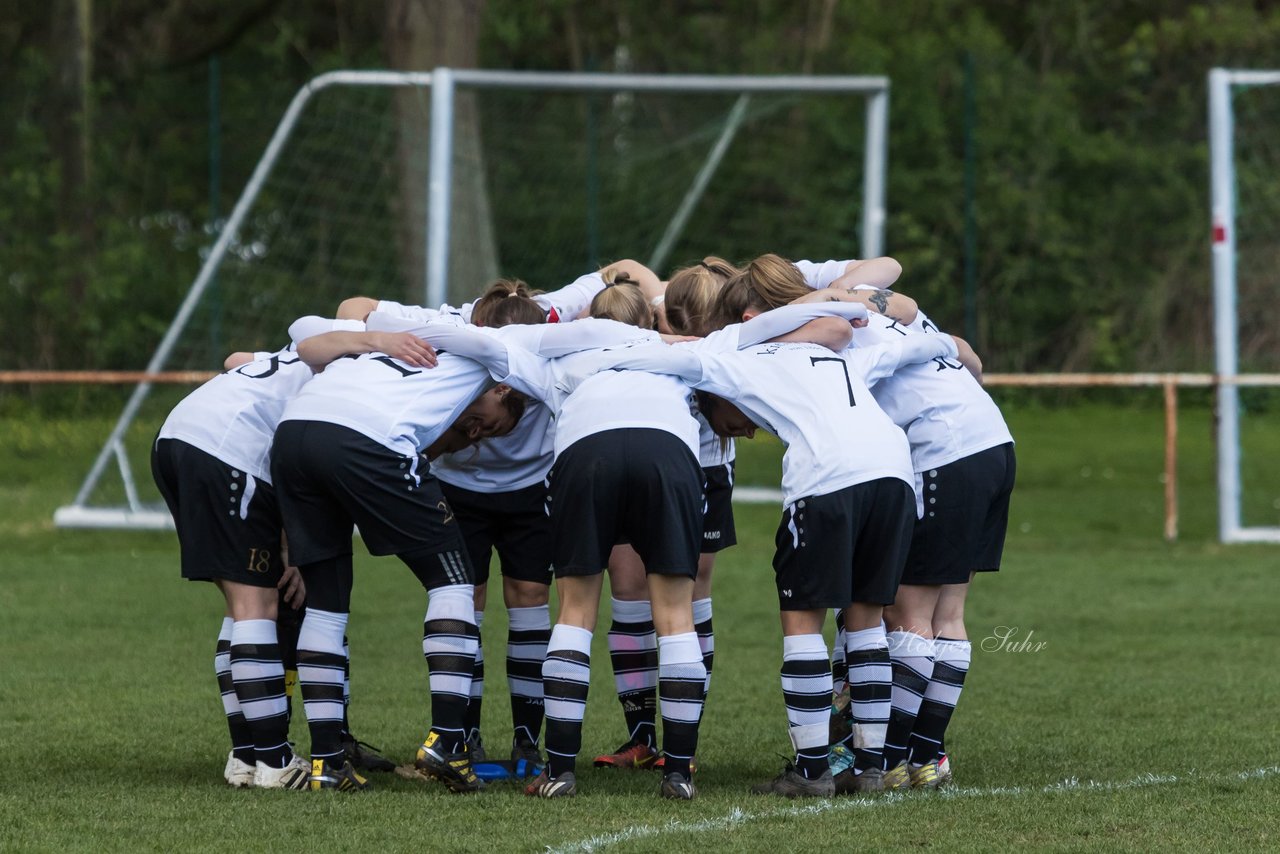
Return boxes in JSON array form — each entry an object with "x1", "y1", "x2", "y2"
[
  {"x1": 660, "y1": 771, "x2": 697, "y2": 800},
  {"x1": 253, "y1": 754, "x2": 310, "y2": 790},
  {"x1": 936, "y1": 753, "x2": 952, "y2": 786},
  {"x1": 882, "y1": 761, "x2": 911, "y2": 791},
  {"x1": 224, "y1": 751, "x2": 256, "y2": 788},
  {"x1": 593, "y1": 740, "x2": 659, "y2": 769},
  {"x1": 308, "y1": 758, "x2": 371, "y2": 791},
  {"x1": 833, "y1": 766, "x2": 883, "y2": 795},
  {"x1": 525, "y1": 770, "x2": 577, "y2": 798},
  {"x1": 341, "y1": 734, "x2": 396, "y2": 773},
  {"x1": 510, "y1": 740, "x2": 544, "y2": 779},
  {"x1": 415, "y1": 731, "x2": 485, "y2": 793},
  {"x1": 652, "y1": 754, "x2": 699, "y2": 774},
  {"x1": 909, "y1": 760, "x2": 940, "y2": 790},
  {"x1": 465, "y1": 734, "x2": 487, "y2": 764},
  {"x1": 751, "y1": 764, "x2": 834, "y2": 798}
]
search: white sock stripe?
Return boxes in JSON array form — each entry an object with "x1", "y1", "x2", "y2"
[
  {"x1": 508, "y1": 615, "x2": 551, "y2": 633},
  {"x1": 924, "y1": 683, "x2": 964, "y2": 707},
  {"x1": 427, "y1": 679, "x2": 475, "y2": 699},
  {"x1": 544, "y1": 699, "x2": 589, "y2": 721},
  {"x1": 846, "y1": 625, "x2": 888, "y2": 651},
  {"x1": 296, "y1": 665, "x2": 346, "y2": 685},
  {"x1": 239, "y1": 697, "x2": 290, "y2": 719},
  {"x1": 230, "y1": 619, "x2": 279, "y2": 646},
  {"x1": 787, "y1": 721, "x2": 829, "y2": 752},
  {"x1": 610, "y1": 598, "x2": 653, "y2": 622},
  {"x1": 301, "y1": 700, "x2": 346, "y2": 721},
  {"x1": 659, "y1": 702, "x2": 704, "y2": 723},
  {"x1": 507, "y1": 676, "x2": 544, "y2": 698}
]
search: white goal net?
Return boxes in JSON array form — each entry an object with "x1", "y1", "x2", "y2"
[{"x1": 56, "y1": 69, "x2": 889, "y2": 529}]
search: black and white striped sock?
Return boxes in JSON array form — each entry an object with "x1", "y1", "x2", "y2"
[
  {"x1": 909, "y1": 637, "x2": 970, "y2": 764},
  {"x1": 543, "y1": 624, "x2": 593, "y2": 778},
  {"x1": 464, "y1": 610, "x2": 485, "y2": 746},
  {"x1": 846, "y1": 624, "x2": 891, "y2": 773},
  {"x1": 781, "y1": 633, "x2": 832, "y2": 779},
  {"x1": 421, "y1": 584, "x2": 478, "y2": 754},
  {"x1": 297, "y1": 608, "x2": 349, "y2": 763},
  {"x1": 693, "y1": 597, "x2": 715, "y2": 694},
  {"x1": 883, "y1": 630, "x2": 934, "y2": 769},
  {"x1": 507, "y1": 604, "x2": 550, "y2": 747},
  {"x1": 230, "y1": 618, "x2": 292, "y2": 768},
  {"x1": 607, "y1": 598, "x2": 658, "y2": 747},
  {"x1": 657, "y1": 631, "x2": 707, "y2": 777},
  {"x1": 215, "y1": 617, "x2": 254, "y2": 765}
]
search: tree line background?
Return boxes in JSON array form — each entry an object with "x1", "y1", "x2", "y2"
[{"x1": 3, "y1": 0, "x2": 1280, "y2": 388}]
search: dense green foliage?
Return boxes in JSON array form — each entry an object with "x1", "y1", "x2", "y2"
[
  {"x1": 4, "y1": 1, "x2": 1280, "y2": 383},
  {"x1": 3, "y1": 400, "x2": 1280, "y2": 850}
]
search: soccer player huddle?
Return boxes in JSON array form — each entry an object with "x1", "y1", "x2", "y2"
[{"x1": 152, "y1": 251, "x2": 1015, "y2": 801}]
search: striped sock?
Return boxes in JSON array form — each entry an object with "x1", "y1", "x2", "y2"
[
  {"x1": 297, "y1": 609, "x2": 349, "y2": 762},
  {"x1": 693, "y1": 597, "x2": 715, "y2": 694},
  {"x1": 543, "y1": 624, "x2": 593, "y2": 778},
  {"x1": 465, "y1": 610, "x2": 485, "y2": 746},
  {"x1": 781, "y1": 633, "x2": 832, "y2": 779},
  {"x1": 657, "y1": 632, "x2": 707, "y2": 777},
  {"x1": 846, "y1": 624, "x2": 891, "y2": 773},
  {"x1": 607, "y1": 598, "x2": 658, "y2": 747},
  {"x1": 883, "y1": 631, "x2": 934, "y2": 768},
  {"x1": 831, "y1": 609, "x2": 848, "y2": 696},
  {"x1": 909, "y1": 637, "x2": 970, "y2": 764},
  {"x1": 216, "y1": 618, "x2": 254, "y2": 764},
  {"x1": 507, "y1": 604, "x2": 550, "y2": 747},
  {"x1": 341, "y1": 635, "x2": 351, "y2": 736},
  {"x1": 230, "y1": 619, "x2": 293, "y2": 768},
  {"x1": 421, "y1": 584, "x2": 478, "y2": 754}
]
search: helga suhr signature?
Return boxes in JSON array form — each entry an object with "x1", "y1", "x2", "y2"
[{"x1": 980, "y1": 625, "x2": 1047, "y2": 653}]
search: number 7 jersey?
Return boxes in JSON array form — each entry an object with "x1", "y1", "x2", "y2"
[{"x1": 691, "y1": 335, "x2": 956, "y2": 505}]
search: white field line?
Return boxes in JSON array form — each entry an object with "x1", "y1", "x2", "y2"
[{"x1": 546, "y1": 765, "x2": 1280, "y2": 853}]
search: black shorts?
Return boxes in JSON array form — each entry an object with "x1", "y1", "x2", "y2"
[
  {"x1": 270, "y1": 421, "x2": 472, "y2": 588},
  {"x1": 548, "y1": 428, "x2": 703, "y2": 579},
  {"x1": 151, "y1": 438, "x2": 283, "y2": 588},
  {"x1": 772, "y1": 478, "x2": 915, "y2": 610},
  {"x1": 901, "y1": 443, "x2": 1016, "y2": 586},
  {"x1": 700, "y1": 462, "x2": 737, "y2": 554},
  {"x1": 439, "y1": 481, "x2": 553, "y2": 587}
]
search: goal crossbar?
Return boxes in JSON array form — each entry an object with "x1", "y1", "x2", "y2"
[{"x1": 54, "y1": 68, "x2": 890, "y2": 530}]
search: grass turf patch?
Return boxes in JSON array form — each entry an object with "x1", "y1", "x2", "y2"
[{"x1": 2, "y1": 399, "x2": 1278, "y2": 851}]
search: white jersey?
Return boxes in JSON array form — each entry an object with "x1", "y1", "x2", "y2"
[
  {"x1": 491, "y1": 325, "x2": 699, "y2": 458},
  {"x1": 431, "y1": 401, "x2": 555, "y2": 492},
  {"x1": 280, "y1": 350, "x2": 493, "y2": 457},
  {"x1": 794, "y1": 258, "x2": 853, "y2": 289},
  {"x1": 696, "y1": 411, "x2": 735, "y2": 467},
  {"x1": 374, "y1": 299, "x2": 470, "y2": 326},
  {"x1": 690, "y1": 342, "x2": 915, "y2": 504},
  {"x1": 852, "y1": 313, "x2": 1013, "y2": 472},
  {"x1": 372, "y1": 274, "x2": 608, "y2": 492},
  {"x1": 157, "y1": 346, "x2": 313, "y2": 484},
  {"x1": 375, "y1": 272, "x2": 606, "y2": 327}
]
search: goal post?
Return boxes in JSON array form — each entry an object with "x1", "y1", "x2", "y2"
[
  {"x1": 1207, "y1": 67, "x2": 1280, "y2": 544},
  {"x1": 55, "y1": 69, "x2": 890, "y2": 530}
]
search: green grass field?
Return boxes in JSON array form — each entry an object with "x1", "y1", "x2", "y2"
[{"x1": 2, "y1": 399, "x2": 1278, "y2": 852}]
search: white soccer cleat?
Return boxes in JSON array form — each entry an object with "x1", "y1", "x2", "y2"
[
  {"x1": 223, "y1": 751, "x2": 255, "y2": 788},
  {"x1": 253, "y1": 754, "x2": 311, "y2": 790}
]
